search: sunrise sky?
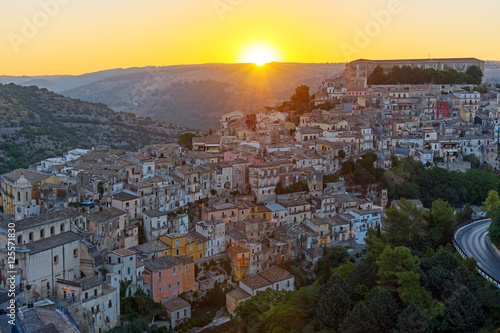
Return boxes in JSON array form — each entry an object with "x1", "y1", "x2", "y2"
[{"x1": 1, "y1": 0, "x2": 499, "y2": 76}]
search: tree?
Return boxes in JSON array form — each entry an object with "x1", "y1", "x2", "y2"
[
  {"x1": 364, "y1": 227, "x2": 389, "y2": 262},
  {"x1": 260, "y1": 303, "x2": 307, "y2": 333},
  {"x1": 177, "y1": 133, "x2": 198, "y2": 150},
  {"x1": 310, "y1": 277, "x2": 352, "y2": 331},
  {"x1": 290, "y1": 85, "x2": 311, "y2": 107},
  {"x1": 488, "y1": 210, "x2": 500, "y2": 245},
  {"x1": 366, "y1": 289, "x2": 401, "y2": 331},
  {"x1": 339, "y1": 303, "x2": 378, "y2": 333},
  {"x1": 367, "y1": 65, "x2": 387, "y2": 85},
  {"x1": 376, "y1": 246, "x2": 420, "y2": 292},
  {"x1": 353, "y1": 167, "x2": 372, "y2": 192},
  {"x1": 463, "y1": 153, "x2": 480, "y2": 168},
  {"x1": 396, "y1": 304, "x2": 432, "y2": 333},
  {"x1": 445, "y1": 286, "x2": 483, "y2": 332},
  {"x1": 482, "y1": 190, "x2": 500, "y2": 216},
  {"x1": 466, "y1": 65, "x2": 483, "y2": 85},
  {"x1": 456, "y1": 204, "x2": 473, "y2": 225},
  {"x1": 397, "y1": 270, "x2": 433, "y2": 308},
  {"x1": 425, "y1": 199, "x2": 456, "y2": 247},
  {"x1": 383, "y1": 199, "x2": 423, "y2": 247}
]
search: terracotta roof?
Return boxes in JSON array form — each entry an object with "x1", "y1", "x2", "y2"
[
  {"x1": 1, "y1": 168, "x2": 51, "y2": 183},
  {"x1": 240, "y1": 274, "x2": 272, "y2": 290},
  {"x1": 109, "y1": 248, "x2": 136, "y2": 257},
  {"x1": 86, "y1": 207, "x2": 127, "y2": 223},
  {"x1": 162, "y1": 296, "x2": 191, "y2": 312},
  {"x1": 142, "y1": 209, "x2": 169, "y2": 218},
  {"x1": 132, "y1": 240, "x2": 171, "y2": 254},
  {"x1": 258, "y1": 266, "x2": 294, "y2": 283},
  {"x1": 144, "y1": 255, "x2": 193, "y2": 272},
  {"x1": 227, "y1": 287, "x2": 251, "y2": 301}
]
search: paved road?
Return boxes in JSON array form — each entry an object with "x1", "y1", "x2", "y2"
[{"x1": 455, "y1": 219, "x2": 500, "y2": 283}]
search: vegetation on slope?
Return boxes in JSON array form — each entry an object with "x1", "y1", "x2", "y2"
[{"x1": 0, "y1": 83, "x2": 193, "y2": 173}]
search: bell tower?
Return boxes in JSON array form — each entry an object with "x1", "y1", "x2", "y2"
[{"x1": 13, "y1": 174, "x2": 32, "y2": 221}]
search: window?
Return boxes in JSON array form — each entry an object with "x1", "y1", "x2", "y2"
[
  {"x1": 40, "y1": 229, "x2": 45, "y2": 239},
  {"x1": 29, "y1": 232, "x2": 33, "y2": 242},
  {"x1": 176, "y1": 281, "x2": 180, "y2": 287},
  {"x1": 85, "y1": 292, "x2": 88, "y2": 300},
  {"x1": 175, "y1": 240, "x2": 179, "y2": 247},
  {"x1": 168, "y1": 284, "x2": 172, "y2": 289},
  {"x1": 53, "y1": 255, "x2": 58, "y2": 264},
  {"x1": 173, "y1": 267, "x2": 176, "y2": 275},
  {"x1": 60, "y1": 224, "x2": 65, "y2": 232},
  {"x1": 185, "y1": 264, "x2": 188, "y2": 271},
  {"x1": 109, "y1": 300, "x2": 112, "y2": 308},
  {"x1": 159, "y1": 287, "x2": 162, "y2": 292},
  {"x1": 94, "y1": 289, "x2": 97, "y2": 296},
  {"x1": 128, "y1": 267, "x2": 130, "y2": 275},
  {"x1": 50, "y1": 226, "x2": 55, "y2": 235},
  {"x1": 158, "y1": 271, "x2": 162, "y2": 280},
  {"x1": 17, "y1": 235, "x2": 22, "y2": 244},
  {"x1": 73, "y1": 249, "x2": 78, "y2": 257}
]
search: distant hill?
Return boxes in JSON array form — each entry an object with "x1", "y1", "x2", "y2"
[
  {"x1": 0, "y1": 83, "x2": 197, "y2": 174},
  {"x1": 0, "y1": 63, "x2": 346, "y2": 128}
]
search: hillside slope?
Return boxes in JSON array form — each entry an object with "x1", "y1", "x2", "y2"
[
  {"x1": 0, "y1": 83, "x2": 195, "y2": 173},
  {"x1": 1, "y1": 63, "x2": 346, "y2": 128}
]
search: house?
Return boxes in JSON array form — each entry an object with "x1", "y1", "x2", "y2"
[
  {"x1": 16, "y1": 300, "x2": 80, "y2": 333},
  {"x1": 162, "y1": 296, "x2": 191, "y2": 329},
  {"x1": 104, "y1": 248, "x2": 140, "y2": 296},
  {"x1": 143, "y1": 209, "x2": 189, "y2": 242},
  {"x1": 55, "y1": 275, "x2": 120, "y2": 333},
  {"x1": 328, "y1": 215, "x2": 350, "y2": 242},
  {"x1": 226, "y1": 266, "x2": 295, "y2": 315},
  {"x1": 192, "y1": 135, "x2": 222, "y2": 152},
  {"x1": 279, "y1": 198, "x2": 312, "y2": 224},
  {"x1": 131, "y1": 240, "x2": 171, "y2": 260},
  {"x1": 304, "y1": 218, "x2": 330, "y2": 245},
  {"x1": 295, "y1": 127, "x2": 322, "y2": 143},
  {"x1": 248, "y1": 160, "x2": 293, "y2": 203},
  {"x1": 85, "y1": 207, "x2": 129, "y2": 251},
  {"x1": 195, "y1": 220, "x2": 226, "y2": 258},
  {"x1": 109, "y1": 190, "x2": 141, "y2": 219},
  {"x1": 345, "y1": 209, "x2": 382, "y2": 244},
  {"x1": 143, "y1": 255, "x2": 196, "y2": 302}
]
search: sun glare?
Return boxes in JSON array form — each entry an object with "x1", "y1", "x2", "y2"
[{"x1": 241, "y1": 45, "x2": 279, "y2": 66}]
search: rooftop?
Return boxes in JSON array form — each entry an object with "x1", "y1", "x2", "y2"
[
  {"x1": 112, "y1": 191, "x2": 140, "y2": 201},
  {"x1": 240, "y1": 273, "x2": 272, "y2": 290},
  {"x1": 144, "y1": 255, "x2": 193, "y2": 272},
  {"x1": 162, "y1": 296, "x2": 191, "y2": 312},
  {"x1": 86, "y1": 207, "x2": 127, "y2": 223},
  {"x1": 25, "y1": 232, "x2": 82, "y2": 254},
  {"x1": 0, "y1": 208, "x2": 81, "y2": 232},
  {"x1": 227, "y1": 287, "x2": 251, "y2": 301},
  {"x1": 132, "y1": 240, "x2": 171, "y2": 254},
  {"x1": 1, "y1": 168, "x2": 51, "y2": 183},
  {"x1": 258, "y1": 266, "x2": 294, "y2": 283}
]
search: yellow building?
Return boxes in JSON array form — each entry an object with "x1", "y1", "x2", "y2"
[
  {"x1": 0, "y1": 169, "x2": 58, "y2": 219},
  {"x1": 160, "y1": 233, "x2": 187, "y2": 256},
  {"x1": 305, "y1": 218, "x2": 331, "y2": 245},
  {"x1": 460, "y1": 104, "x2": 476, "y2": 123},
  {"x1": 159, "y1": 232, "x2": 207, "y2": 261}
]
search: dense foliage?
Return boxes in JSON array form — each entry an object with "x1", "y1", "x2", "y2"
[
  {"x1": 383, "y1": 157, "x2": 500, "y2": 208},
  {"x1": 0, "y1": 83, "x2": 190, "y2": 173},
  {"x1": 367, "y1": 65, "x2": 483, "y2": 85}
]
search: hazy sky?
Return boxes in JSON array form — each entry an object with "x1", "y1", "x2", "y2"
[{"x1": 1, "y1": 0, "x2": 498, "y2": 75}]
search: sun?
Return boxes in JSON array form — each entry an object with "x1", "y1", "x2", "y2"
[{"x1": 241, "y1": 44, "x2": 280, "y2": 66}]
